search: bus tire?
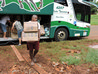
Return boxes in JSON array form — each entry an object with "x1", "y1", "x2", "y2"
[{"x1": 55, "y1": 28, "x2": 68, "y2": 41}]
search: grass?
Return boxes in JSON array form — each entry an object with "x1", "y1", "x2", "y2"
[
  {"x1": 91, "y1": 15, "x2": 98, "y2": 25},
  {"x1": 39, "y1": 39, "x2": 98, "y2": 65},
  {"x1": 15, "y1": 39, "x2": 98, "y2": 66},
  {"x1": 59, "y1": 55, "x2": 81, "y2": 65},
  {"x1": 85, "y1": 48, "x2": 98, "y2": 65}
]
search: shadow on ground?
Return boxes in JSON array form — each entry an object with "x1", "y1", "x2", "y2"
[{"x1": 0, "y1": 37, "x2": 84, "y2": 46}]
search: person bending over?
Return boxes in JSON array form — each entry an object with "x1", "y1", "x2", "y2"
[
  {"x1": 0, "y1": 16, "x2": 11, "y2": 39},
  {"x1": 11, "y1": 17, "x2": 23, "y2": 46}
]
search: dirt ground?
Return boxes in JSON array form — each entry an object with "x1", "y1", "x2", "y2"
[
  {"x1": 0, "y1": 25, "x2": 98, "y2": 74},
  {"x1": 1, "y1": 45, "x2": 98, "y2": 74},
  {"x1": 18, "y1": 46, "x2": 98, "y2": 74},
  {"x1": 0, "y1": 46, "x2": 38, "y2": 74},
  {"x1": 85, "y1": 25, "x2": 98, "y2": 40}
]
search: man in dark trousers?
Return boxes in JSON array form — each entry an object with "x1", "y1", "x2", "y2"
[{"x1": 27, "y1": 15, "x2": 40, "y2": 66}]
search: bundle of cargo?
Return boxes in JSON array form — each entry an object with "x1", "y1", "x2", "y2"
[
  {"x1": 22, "y1": 32, "x2": 38, "y2": 41},
  {"x1": 22, "y1": 22, "x2": 38, "y2": 41},
  {"x1": 11, "y1": 28, "x2": 18, "y2": 39},
  {"x1": 40, "y1": 25, "x2": 45, "y2": 35},
  {"x1": 11, "y1": 33, "x2": 18, "y2": 39},
  {"x1": 24, "y1": 22, "x2": 38, "y2": 32}
]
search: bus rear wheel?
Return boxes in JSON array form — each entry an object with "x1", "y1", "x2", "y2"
[{"x1": 55, "y1": 28, "x2": 68, "y2": 41}]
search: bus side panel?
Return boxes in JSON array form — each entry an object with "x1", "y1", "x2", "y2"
[
  {"x1": 50, "y1": 21, "x2": 90, "y2": 38},
  {"x1": 0, "y1": 0, "x2": 54, "y2": 15},
  {"x1": 50, "y1": 21, "x2": 71, "y2": 38}
]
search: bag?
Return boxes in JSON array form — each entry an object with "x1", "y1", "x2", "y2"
[
  {"x1": 11, "y1": 33, "x2": 18, "y2": 39},
  {"x1": 13, "y1": 28, "x2": 17, "y2": 34},
  {"x1": 40, "y1": 25, "x2": 45, "y2": 35}
]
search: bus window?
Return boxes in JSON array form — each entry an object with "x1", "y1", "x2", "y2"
[
  {"x1": 73, "y1": 3, "x2": 91, "y2": 23},
  {"x1": 54, "y1": 0, "x2": 68, "y2": 6},
  {"x1": 76, "y1": 13, "x2": 81, "y2": 21}
]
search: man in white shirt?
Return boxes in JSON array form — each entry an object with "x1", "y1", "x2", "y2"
[
  {"x1": 0, "y1": 16, "x2": 11, "y2": 39},
  {"x1": 27, "y1": 15, "x2": 40, "y2": 66}
]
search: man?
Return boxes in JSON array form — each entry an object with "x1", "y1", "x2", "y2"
[
  {"x1": 0, "y1": 16, "x2": 11, "y2": 39},
  {"x1": 27, "y1": 15, "x2": 40, "y2": 66}
]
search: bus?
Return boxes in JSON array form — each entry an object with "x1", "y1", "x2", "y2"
[{"x1": 0, "y1": 0, "x2": 91, "y2": 42}]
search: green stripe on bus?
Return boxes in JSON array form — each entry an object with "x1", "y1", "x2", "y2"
[{"x1": 50, "y1": 21, "x2": 90, "y2": 38}]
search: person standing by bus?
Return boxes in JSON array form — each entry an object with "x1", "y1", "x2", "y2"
[
  {"x1": 0, "y1": 16, "x2": 11, "y2": 39},
  {"x1": 11, "y1": 17, "x2": 23, "y2": 46},
  {"x1": 27, "y1": 15, "x2": 40, "y2": 66}
]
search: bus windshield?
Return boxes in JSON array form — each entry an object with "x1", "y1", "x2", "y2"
[
  {"x1": 54, "y1": 0, "x2": 68, "y2": 6},
  {"x1": 73, "y1": 3, "x2": 91, "y2": 23},
  {"x1": 55, "y1": 0, "x2": 65, "y2": 3}
]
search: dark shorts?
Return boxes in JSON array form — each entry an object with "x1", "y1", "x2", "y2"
[
  {"x1": 0, "y1": 23, "x2": 7, "y2": 32},
  {"x1": 27, "y1": 41, "x2": 39, "y2": 51}
]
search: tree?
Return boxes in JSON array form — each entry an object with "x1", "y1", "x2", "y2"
[
  {"x1": 91, "y1": 5, "x2": 97, "y2": 14},
  {"x1": 90, "y1": 1, "x2": 98, "y2": 14}
]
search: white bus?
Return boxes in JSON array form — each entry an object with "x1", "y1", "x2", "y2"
[{"x1": 0, "y1": 0, "x2": 92, "y2": 43}]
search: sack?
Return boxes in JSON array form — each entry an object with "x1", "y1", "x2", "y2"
[
  {"x1": 40, "y1": 25, "x2": 45, "y2": 35},
  {"x1": 11, "y1": 33, "x2": 18, "y2": 39},
  {"x1": 12, "y1": 28, "x2": 17, "y2": 34}
]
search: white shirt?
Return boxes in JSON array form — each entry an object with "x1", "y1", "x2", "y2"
[
  {"x1": 29, "y1": 21, "x2": 40, "y2": 29},
  {"x1": 0, "y1": 16, "x2": 10, "y2": 25}
]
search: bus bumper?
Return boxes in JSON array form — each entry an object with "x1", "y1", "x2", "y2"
[{"x1": 69, "y1": 28, "x2": 90, "y2": 37}]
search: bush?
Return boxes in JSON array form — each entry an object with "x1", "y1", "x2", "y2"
[
  {"x1": 90, "y1": 1, "x2": 98, "y2": 14},
  {"x1": 91, "y1": 5, "x2": 97, "y2": 14}
]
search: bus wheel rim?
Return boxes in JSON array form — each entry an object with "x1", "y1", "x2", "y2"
[{"x1": 57, "y1": 31, "x2": 66, "y2": 40}]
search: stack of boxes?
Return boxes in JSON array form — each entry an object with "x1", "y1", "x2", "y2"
[{"x1": 22, "y1": 22, "x2": 38, "y2": 41}]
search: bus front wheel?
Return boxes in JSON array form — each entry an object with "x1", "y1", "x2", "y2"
[{"x1": 55, "y1": 28, "x2": 68, "y2": 41}]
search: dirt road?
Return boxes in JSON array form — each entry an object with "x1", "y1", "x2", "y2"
[{"x1": 85, "y1": 25, "x2": 98, "y2": 39}]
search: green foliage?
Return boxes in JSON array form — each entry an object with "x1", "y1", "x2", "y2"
[
  {"x1": 38, "y1": 39, "x2": 98, "y2": 65},
  {"x1": 91, "y1": 5, "x2": 97, "y2": 14},
  {"x1": 59, "y1": 56, "x2": 81, "y2": 65},
  {"x1": 85, "y1": 48, "x2": 98, "y2": 65},
  {"x1": 91, "y1": 15, "x2": 98, "y2": 25}
]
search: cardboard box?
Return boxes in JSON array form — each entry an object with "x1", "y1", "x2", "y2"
[
  {"x1": 40, "y1": 25, "x2": 45, "y2": 35},
  {"x1": 24, "y1": 22, "x2": 38, "y2": 32},
  {"x1": 22, "y1": 32, "x2": 38, "y2": 41}
]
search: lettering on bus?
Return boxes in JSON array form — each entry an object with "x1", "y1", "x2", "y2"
[
  {"x1": 54, "y1": 10, "x2": 68, "y2": 14},
  {"x1": 56, "y1": 6, "x2": 64, "y2": 9}
]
